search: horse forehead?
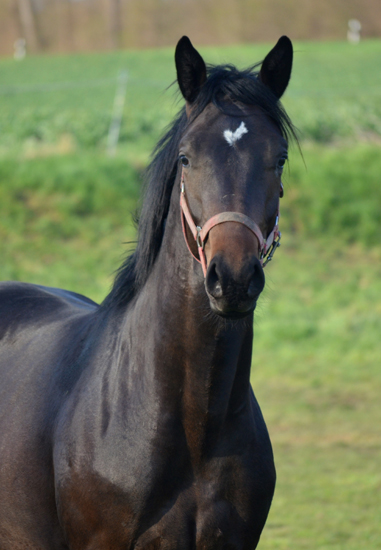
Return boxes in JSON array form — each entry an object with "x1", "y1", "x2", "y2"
[
  {"x1": 185, "y1": 106, "x2": 282, "y2": 151},
  {"x1": 217, "y1": 109, "x2": 283, "y2": 146}
]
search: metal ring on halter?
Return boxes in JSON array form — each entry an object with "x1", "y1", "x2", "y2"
[
  {"x1": 196, "y1": 227, "x2": 203, "y2": 249},
  {"x1": 261, "y1": 232, "x2": 281, "y2": 267}
]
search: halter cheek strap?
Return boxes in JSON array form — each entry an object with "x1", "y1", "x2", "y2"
[{"x1": 180, "y1": 170, "x2": 281, "y2": 277}]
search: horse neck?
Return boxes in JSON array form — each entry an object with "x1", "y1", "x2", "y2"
[{"x1": 119, "y1": 185, "x2": 254, "y2": 460}]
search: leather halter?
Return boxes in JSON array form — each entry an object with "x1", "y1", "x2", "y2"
[{"x1": 180, "y1": 169, "x2": 282, "y2": 277}]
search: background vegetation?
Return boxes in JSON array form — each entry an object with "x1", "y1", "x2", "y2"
[
  {"x1": 4, "y1": 0, "x2": 381, "y2": 56},
  {"x1": 0, "y1": 39, "x2": 380, "y2": 548}
]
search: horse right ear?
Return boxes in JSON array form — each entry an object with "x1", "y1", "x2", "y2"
[
  {"x1": 259, "y1": 36, "x2": 293, "y2": 99},
  {"x1": 175, "y1": 36, "x2": 207, "y2": 105}
]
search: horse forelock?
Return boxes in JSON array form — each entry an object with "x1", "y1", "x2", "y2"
[{"x1": 102, "y1": 63, "x2": 296, "y2": 310}]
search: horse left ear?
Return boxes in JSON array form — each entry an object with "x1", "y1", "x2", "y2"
[
  {"x1": 175, "y1": 36, "x2": 207, "y2": 105},
  {"x1": 259, "y1": 36, "x2": 293, "y2": 99}
]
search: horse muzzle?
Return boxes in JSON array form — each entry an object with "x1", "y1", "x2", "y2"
[{"x1": 205, "y1": 249, "x2": 265, "y2": 318}]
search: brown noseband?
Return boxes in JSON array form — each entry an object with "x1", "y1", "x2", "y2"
[{"x1": 180, "y1": 169, "x2": 282, "y2": 276}]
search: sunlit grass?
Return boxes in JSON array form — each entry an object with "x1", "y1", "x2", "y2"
[
  {"x1": 253, "y1": 239, "x2": 381, "y2": 549},
  {"x1": 0, "y1": 40, "x2": 381, "y2": 157},
  {"x1": 0, "y1": 153, "x2": 140, "y2": 301}
]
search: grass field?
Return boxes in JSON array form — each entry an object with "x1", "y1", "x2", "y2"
[
  {"x1": 0, "y1": 39, "x2": 380, "y2": 548},
  {"x1": 1, "y1": 39, "x2": 381, "y2": 159},
  {"x1": 253, "y1": 237, "x2": 381, "y2": 549}
]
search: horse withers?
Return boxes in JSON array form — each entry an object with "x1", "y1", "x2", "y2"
[{"x1": 0, "y1": 36, "x2": 295, "y2": 549}]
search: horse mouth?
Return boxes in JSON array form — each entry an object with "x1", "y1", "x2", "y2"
[{"x1": 207, "y1": 293, "x2": 258, "y2": 319}]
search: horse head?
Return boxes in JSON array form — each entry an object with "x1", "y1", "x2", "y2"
[{"x1": 175, "y1": 36, "x2": 293, "y2": 318}]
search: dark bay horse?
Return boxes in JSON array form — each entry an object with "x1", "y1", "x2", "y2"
[{"x1": 0, "y1": 36, "x2": 295, "y2": 549}]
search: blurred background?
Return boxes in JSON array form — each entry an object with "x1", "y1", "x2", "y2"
[
  {"x1": 1, "y1": 1, "x2": 381, "y2": 549},
  {"x1": 3, "y1": 0, "x2": 381, "y2": 54}
]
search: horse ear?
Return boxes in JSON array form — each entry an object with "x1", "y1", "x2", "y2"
[
  {"x1": 259, "y1": 36, "x2": 293, "y2": 99},
  {"x1": 175, "y1": 36, "x2": 207, "y2": 104}
]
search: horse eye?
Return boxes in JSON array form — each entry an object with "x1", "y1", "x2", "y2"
[
  {"x1": 180, "y1": 155, "x2": 189, "y2": 167},
  {"x1": 277, "y1": 156, "x2": 287, "y2": 171}
]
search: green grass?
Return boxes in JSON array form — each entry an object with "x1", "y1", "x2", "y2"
[
  {"x1": 253, "y1": 239, "x2": 381, "y2": 549},
  {"x1": 0, "y1": 154, "x2": 140, "y2": 300},
  {"x1": 284, "y1": 143, "x2": 381, "y2": 246},
  {"x1": 0, "y1": 39, "x2": 381, "y2": 161},
  {"x1": 0, "y1": 40, "x2": 380, "y2": 548}
]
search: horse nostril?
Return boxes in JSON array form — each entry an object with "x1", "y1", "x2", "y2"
[
  {"x1": 247, "y1": 262, "x2": 265, "y2": 299},
  {"x1": 247, "y1": 279, "x2": 256, "y2": 299},
  {"x1": 206, "y1": 262, "x2": 223, "y2": 299}
]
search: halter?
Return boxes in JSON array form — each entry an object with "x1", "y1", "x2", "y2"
[{"x1": 180, "y1": 169, "x2": 282, "y2": 277}]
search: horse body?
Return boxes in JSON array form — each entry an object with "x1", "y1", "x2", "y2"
[
  {"x1": 0, "y1": 245, "x2": 273, "y2": 549},
  {"x1": 0, "y1": 36, "x2": 295, "y2": 549}
]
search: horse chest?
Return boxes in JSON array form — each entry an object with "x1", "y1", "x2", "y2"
[{"x1": 57, "y1": 431, "x2": 274, "y2": 550}]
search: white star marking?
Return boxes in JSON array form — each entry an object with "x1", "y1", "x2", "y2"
[{"x1": 223, "y1": 121, "x2": 248, "y2": 146}]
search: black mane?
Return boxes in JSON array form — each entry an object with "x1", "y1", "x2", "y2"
[{"x1": 102, "y1": 64, "x2": 296, "y2": 310}]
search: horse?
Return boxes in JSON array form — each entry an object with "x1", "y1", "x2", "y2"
[{"x1": 0, "y1": 36, "x2": 295, "y2": 549}]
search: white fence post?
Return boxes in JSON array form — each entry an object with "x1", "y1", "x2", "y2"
[{"x1": 107, "y1": 70, "x2": 128, "y2": 156}]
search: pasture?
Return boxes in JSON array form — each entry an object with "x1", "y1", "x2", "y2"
[{"x1": 0, "y1": 39, "x2": 380, "y2": 548}]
